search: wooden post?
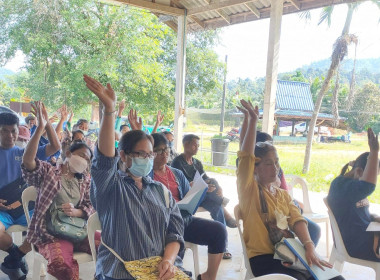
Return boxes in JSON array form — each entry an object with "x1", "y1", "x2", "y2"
[
  {"x1": 220, "y1": 55, "x2": 228, "y2": 135},
  {"x1": 174, "y1": 14, "x2": 187, "y2": 152},
  {"x1": 262, "y1": 0, "x2": 283, "y2": 136}
]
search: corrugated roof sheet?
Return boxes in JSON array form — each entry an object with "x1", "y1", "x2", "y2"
[{"x1": 275, "y1": 80, "x2": 314, "y2": 112}]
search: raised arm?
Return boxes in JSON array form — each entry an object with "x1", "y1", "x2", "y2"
[
  {"x1": 115, "y1": 99, "x2": 126, "y2": 130},
  {"x1": 128, "y1": 109, "x2": 143, "y2": 130},
  {"x1": 239, "y1": 100, "x2": 259, "y2": 155},
  {"x1": 236, "y1": 105, "x2": 248, "y2": 149},
  {"x1": 41, "y1": 103, "x2": 61, "y2": 157},
  {"x1": 152, "y1": 110, "x2": 164, "y2": 134},
  {"x1": 83, "y1": 74, "x2": 116, "y2": 157},
  {"x1": 23, "y1": 101, "x2": 47, "y2": 171},
  {"x1": 55, "y1": 104, "x2": 69, "y2": 140},
  {"x1": 361, "y1": 128, "x2": 379, "y2": 184}
]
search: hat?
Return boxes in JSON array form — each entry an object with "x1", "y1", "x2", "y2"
[{"x1": 18, "y1": 125, "x2": 31, "y2": 141}]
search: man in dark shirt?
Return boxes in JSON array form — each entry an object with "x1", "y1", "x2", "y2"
[{"x1": 171, "y1": 134, "x2": 236, "y2": 228}]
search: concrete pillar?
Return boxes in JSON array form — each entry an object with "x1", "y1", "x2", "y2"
[
  {"x1": 173, "y1": 14, "x2": 187, "y2": 152},
  {"x1": 262, "y1": 0, "x2": 283, "y2": 135}
]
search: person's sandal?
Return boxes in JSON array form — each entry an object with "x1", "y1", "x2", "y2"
[{"x1": 223, "y1": 251, "x2": 232, "y2": 259}]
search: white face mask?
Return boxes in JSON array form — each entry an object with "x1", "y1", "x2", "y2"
[
  {"x1": 15, "y1": 140, "x2": 27, "y2": 149},
  {"x1": 67, "y1": 154, "x2": 88, "y2": 174}
]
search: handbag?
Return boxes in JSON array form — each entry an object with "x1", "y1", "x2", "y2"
[
  {"x1": 46, "y1": 208, "x2": 87, "y2": 243},
  {"x1": 102, "y1": 241, "x2": 190, "y2": 280},
  {"x1": 258, "y1": 185, "x2": 294, "y2": 245},
  {"x1": 0, "y1": 177, "x2": 33, "y2": 219}
]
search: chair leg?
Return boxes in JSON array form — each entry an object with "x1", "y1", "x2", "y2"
[
  {"x1": 192, "y1": 245, "x2": 200, "y2": 277},
  {"x1": 32, "y1": 258, "x2": 42, "y2": 280},
  {"x1": 12, "y1": 232, "x2": 23, "y2": 246},
  {"x1": 326, "y1": 220, "x2": 330, "y2": 258},
  {"x1": 329, "y1": 249, "x2": 344, "y2": 273}
]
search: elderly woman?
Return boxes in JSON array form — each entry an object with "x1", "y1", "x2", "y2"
[
  {"x1": 236, "y1": 100, "x2": 343, "y2": 279},
  {"x1": 22, "y1": 102, "x2": 95, "y2": 280},
  {"x1": 150, "y1": 133, "x2": 227, "y2": 280},
  {"x1": 84, "y1": 75, "x2": 185, "y2": 280}
]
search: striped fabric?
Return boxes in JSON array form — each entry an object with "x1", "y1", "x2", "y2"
[
  {"x1": 90, "y1": 147, "x2": 185, "y2": 279},
  {"x1": 276, "y1": 80, "x2": 314, "y2": 112}
]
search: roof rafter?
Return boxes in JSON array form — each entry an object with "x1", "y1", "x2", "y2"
[
  {"x1": 102, "y1": 0, "x2": 185, "y2": 16},
  {"x1": 217, "y1": 9, "x2": 231, "y2": 24},
  {"x1": 188, "y1": 0, "x2": 257, "y2": 16},
  {"x1": 288, "y1": 0, "x2": 301, "y2": 10},
  {"x1": 244, "y1": 2, "x2": 260, "y2": 17}
]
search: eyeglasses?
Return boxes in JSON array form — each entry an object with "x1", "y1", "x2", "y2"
[
  {"x1": 154, "y1": 147, "x2": 170, "y2": 155},
  {"x1": 129, "y1": 151, "x2": 156, "y2": 159}
]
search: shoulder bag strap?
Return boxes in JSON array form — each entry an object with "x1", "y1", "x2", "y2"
[{"x1": 101, "y1": 238, "x2": 125, "y2": 263}]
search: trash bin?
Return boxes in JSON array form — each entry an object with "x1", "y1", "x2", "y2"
[{"x1": 211, "y1": 138, "x2": 230, "y2": 166}]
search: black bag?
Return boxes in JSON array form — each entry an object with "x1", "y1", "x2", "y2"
[{"x1": 0, "y1": 177, "x2": 33, "y2": 219}]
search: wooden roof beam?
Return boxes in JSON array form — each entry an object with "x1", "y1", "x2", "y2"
[
  {"x1": 288, "y1": 0, "x2": 301, "y2": 10},
  {"x1": 101, "y1": 0, "x2": 185, "y2": 16},
  {"x1": 188, "y1": 0, "x2": 257, "y2": 16},
  {"x1": 217, "y1": 9, "x2": 231, "y2": 24},
  {"x1": 244, "y1": 2, "x2": 260, "y2": 17},
  {"x1": 190, "y1": 15, "x2": 206, "y2": 28},
  {"x1": 165, "y1": 20, "x2": 178, "y2": 32}
]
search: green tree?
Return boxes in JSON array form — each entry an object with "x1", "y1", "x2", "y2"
[{"x1": 0, "y1": 0, "x2": 225, "y2": 121}]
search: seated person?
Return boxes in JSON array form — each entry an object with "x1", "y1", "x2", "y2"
[
  {"x1": 0, "y1": 107, "x2": 60, "y2": 279},
  {"x1": 75, "y1": 118, "x2": 89, "y2": 134},
  {"x1": 254, "y1": 131, "x2": 321, "y2": 246},
  {"x1": 328, "y1": 128, "x2": 380, "y2": 262},
  {"x1": 84, "y1": 75, "x2": 184, "y2": 280},
  {"x1": 150, "y1": 133, "x2": 227, "y2": 280},
  {"x1": 162, "y1": 131, "x2": 178, "y2": 166},
  {"x1": 22, "y1": 102, "x2": 96, "y2": 280},
  {"x1": 171, "y1": 134, "x2": 236, "y2": 229},
  {"x1": 15, "y1": 125, "x2": 30, "y2": 149},
  {"x1": 236, "y1": 100, "x2": 342, "y2": 279}
]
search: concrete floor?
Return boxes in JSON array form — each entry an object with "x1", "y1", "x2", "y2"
[{"x1": 0, "y1": 171, "x2": 378, "y2": 279}]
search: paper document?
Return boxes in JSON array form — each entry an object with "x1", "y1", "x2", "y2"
[
  {"x1": 177, "y1": 171, "x2": 208, "y2": 215},
  {"x1": 284, "y1": 238, "x2": 341, "y2": 280},
  {"x1": 366, "y1": 222, "x2": 380, "y2": 232}
]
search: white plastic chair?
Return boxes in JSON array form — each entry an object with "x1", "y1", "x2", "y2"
[
  {"x1": 252, "y1": 274, "x2": 297, "y2": 279},
  {"x1": 184, "y1": 241, "x2": 200, "y2": 277},
  {"x1": 22, "y1": 186, "x2": 93, "y2": 280},
  {"x1": 285, "y1": 175, "x2": 330, "y2": 257},
  {"x1": 234, "y1": 205, "x2": 255, "y2": 280},
  {"x1": 6, "y1": 225, "x2": 27, "y2": 245},
  {"x1": 324, "y1": 198, "x2": 380, "y2": 280}
]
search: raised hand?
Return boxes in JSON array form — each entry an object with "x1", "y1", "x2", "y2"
[
  {"x1": 128, "y1": 109, "x2": 143, "y2": 130},
  {"x1": 236, "y1": 105, "x2": 248, "y2": 117},
  {"x1": 31, "y1": 101, "x2": 48, "y2": 131},
  {"x1": 60, "y1": 104, "x2": 69, "y2": 120},
  {"x1": 368, "y1": 128, "x2": 379, "y2": 152},
  {"x1": 83, "y1": 74, "x2": 116, "y2": 111},
  {"x1": 156, "y1": 110, "x2": 164, "y2": 126},
  {"x1": 240, "y1": 99, "x2": 259, "y2": 122}
]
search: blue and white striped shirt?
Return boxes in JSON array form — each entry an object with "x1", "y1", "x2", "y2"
[{"x1": 91, "y1": 147, "x2": 185, "y2": 279}]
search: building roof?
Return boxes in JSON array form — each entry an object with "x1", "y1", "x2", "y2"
[
  {"x1": 275, "y1": 80, "x2": 314, "y2": 112},
  {"x1": 102, "y1": 0, "x2": 365, "y2": 32}
]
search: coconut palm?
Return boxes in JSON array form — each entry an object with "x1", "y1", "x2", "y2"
[{"x1": 301, "y1": 2, "x2": 379, "y2": 173}]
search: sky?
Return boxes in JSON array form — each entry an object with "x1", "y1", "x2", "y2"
[
  {"x1": 4, "y1": 1, "x2": 380, "y2": 80},
  {"x1": 215, "y1": 1, "x2": 380, "y2": 80}
]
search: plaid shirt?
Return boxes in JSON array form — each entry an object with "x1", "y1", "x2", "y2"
[{"x1": 22, "y1": 159, "x2": 94, "y2": 246}]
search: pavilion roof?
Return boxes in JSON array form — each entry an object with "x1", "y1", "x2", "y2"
[{"x1": 103, "y1": 0, "x2": 365, "y2": 32}]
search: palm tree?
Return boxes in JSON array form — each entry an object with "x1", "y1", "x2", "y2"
[{"x1": 301, "y1": 1, "x2": 378, "y2": 173}]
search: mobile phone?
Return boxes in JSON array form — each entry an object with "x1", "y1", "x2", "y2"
[{"x1": 8, "y1": 201, "x2": 21, "y2": 209}]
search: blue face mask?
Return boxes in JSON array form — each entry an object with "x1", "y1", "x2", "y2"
[
  {"x1": 168, "y1": 141, "x2": 174, "y2": 148},
  {"x1": 129, "y1": 157, "x2": 153, "y2": 177}
]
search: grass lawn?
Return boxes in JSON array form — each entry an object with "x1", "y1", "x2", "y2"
[{"x1": 191, "y1": 132, "x2": 380, "y2": 204}]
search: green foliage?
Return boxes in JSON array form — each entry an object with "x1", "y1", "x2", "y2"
[
  {"x1": 0, "y1": 0, "x2": 225, "y2": 121},
  {"x1": 345, "y1": 82, "x2": 380, "y2": 131}
]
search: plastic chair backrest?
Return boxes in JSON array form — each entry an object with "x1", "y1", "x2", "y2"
[
  {"x1": 21, "y1": 186, "x2": 37, "y2": 225},
  {"x1": 285, "y1": 175, "x2": 312, "y2": 213},
  {"x1": 323, "y1": 198, "x2": 349, "y2": 257},
  {"x1": 234, "y1": 205, "x2": 254, "y2": 279},
  {"x1": 87, "y1": 212, "x2": 101, "y2": 262}
]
